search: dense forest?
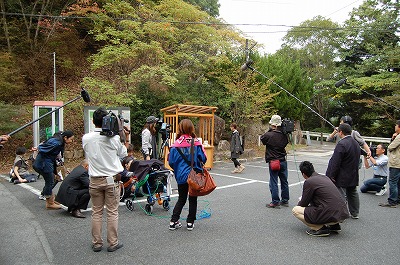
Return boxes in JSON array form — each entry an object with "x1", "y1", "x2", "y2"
[{"x1": 0, "y1": 0, "x2": 399, "y2": 162}]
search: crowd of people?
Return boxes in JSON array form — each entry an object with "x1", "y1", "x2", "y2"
[{"x1": 2, "y1": 112, "x2": 399, "y2": 246}]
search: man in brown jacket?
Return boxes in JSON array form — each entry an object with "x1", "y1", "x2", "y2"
[{"x1": 292, "y1": 161, "x2": 349, "y2": 237}]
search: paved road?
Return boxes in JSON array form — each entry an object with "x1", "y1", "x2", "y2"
[{"x1": 1, "y1": 142, "x2": 399, "y2": 265}]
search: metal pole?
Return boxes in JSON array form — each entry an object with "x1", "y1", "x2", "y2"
[{"x1": 53, "y1": 52, "x2": 56, "y2": 101}]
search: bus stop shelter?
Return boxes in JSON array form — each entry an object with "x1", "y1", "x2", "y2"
[{"x1": 160, "y1": 104, "x2": 217, "y2": 169}]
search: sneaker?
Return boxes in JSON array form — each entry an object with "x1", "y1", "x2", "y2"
[
  {"x1": 107, "y1": 243, "x2": 123, "y2": 252},
  {"x1": 379, "y1": 202, "x2": 397, "y2": 208},
  {"x1": 92, "y1": 244, "x2": 102, "y2": 252},
  {"x1": 231, "y1": 168, "x2": 240, "y2": 173},
  {"x1": 266, "y1": 202, "x2": 280, "y2": 209},
  {"x1": 38, "y1": 194, "x2": 46, "y2": 200},
  {"x1": 306, "y1": 226, "x2": 330, "y2": 237},
  {"x1": 280, "y1": 201, "x2": 289, "y2": 207},
  {"x1": 237, "y1": 165, "x2": 245, "y2": 173},
  {"x1": 375, "y1": 187, "x2": 387, "y2": 196},
  {"x1": 169, "y1": 221, "x2": 182, "y2": 230},
  {"x1": 350, "y1": 214, "x2": 359, "y2": 219},
  {"x1": 187, "y1": 223, "x2": 194, "y2": 231},
  {"x1": 328, "y1": 223, "x2": 341, "y2": 232}
]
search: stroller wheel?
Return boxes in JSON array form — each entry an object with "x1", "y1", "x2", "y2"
[
  {"x1": 145, "y1": 204, "x2": 153, "y2": 215},
  {"x1": 162, "y1": 200, "x2": 170, "y2": 211},
  {"x1": 146, "y1": 196, "x2": 154, "y2": 205},
  {"x1": 126, "y1": 199, "x2": 134, "y2": 211}
]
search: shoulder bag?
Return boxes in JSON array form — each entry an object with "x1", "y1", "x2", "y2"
[{"x1": 176, "y1": 139, "x2": 216, "y2": 196}]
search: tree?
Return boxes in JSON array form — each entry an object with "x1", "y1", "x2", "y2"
[
  {"x1": 334, "y1": 0, "x2": 400, "y2": 136},
  {"x1": 278, "y1": 16, "x2": 343, "y2": 129}
]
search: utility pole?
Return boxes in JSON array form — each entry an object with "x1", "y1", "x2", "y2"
[{"x1": 53, "y1": 52, "x2": 56, "y2": 101}]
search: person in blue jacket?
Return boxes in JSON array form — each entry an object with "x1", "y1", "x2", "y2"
[
  {"x1": 168, "y1": 119, "x2": 207, "y2": 231},
  {"x1": 33, "y1": 130, "x2": 74, "y2": 209}
]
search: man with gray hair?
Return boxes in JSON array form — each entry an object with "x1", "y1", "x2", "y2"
[{"x1": 260, "y1": 114, "x2": 290, "y2": 208}]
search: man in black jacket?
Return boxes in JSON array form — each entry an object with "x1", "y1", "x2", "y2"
[
  {"x1": 56, "y1": 160, "x2": 90, "y2": 218},
  {"x1": 326, "y1": 123, "x2": 361, "y2": 219},
  {"x1": 260, "y1": 115, "x2": 289, "y2": 208}
]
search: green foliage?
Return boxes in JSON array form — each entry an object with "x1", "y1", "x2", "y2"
[{"x1": 0, "y1": 52, "x2": 24, "y2": 102}]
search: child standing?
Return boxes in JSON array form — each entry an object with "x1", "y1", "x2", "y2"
[{"x1": 230, "y1": 123, "x2": 245, "y2": 173}]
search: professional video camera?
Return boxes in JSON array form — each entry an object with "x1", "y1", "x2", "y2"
[
  {"x1": 158, "y1": 120, "x2": 171, "y2": 141},
  {"x1": 101, "y1": 111, "x2": 129, "y2": 142},
  {"x1": 281, "y1": 118, "x2": 295, "y2": 135}
]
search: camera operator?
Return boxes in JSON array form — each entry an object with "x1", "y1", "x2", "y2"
[
  {"x1": 141, "y1": 116, "x2": 158, "y2": 160},
  {"x1": 260, "y1": 115, "x2": 290, "y2": 208},
  {"x1": 361, "y1": 144, "x2": 388, "y2": 196},
  {"x1": 82, "y1": 107, "x2": 127, "y2": 252}
]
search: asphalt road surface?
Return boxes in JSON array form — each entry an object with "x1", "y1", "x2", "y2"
[{"x1": 1, "y1": 142, "x2": 399, "y2": 265}]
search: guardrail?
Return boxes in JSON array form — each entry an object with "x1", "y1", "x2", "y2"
[{"x1": 302, "y1": 131, "x2": 391, "y2": 145}]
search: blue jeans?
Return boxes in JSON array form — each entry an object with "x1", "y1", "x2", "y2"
[
  {"x1": 268, "y1": 160, "x2": 289, "y2": 204},
  {"x1": 360, "y1": 177, "x2": 387, "y2": 193},
  {"x1": 388, "y1": 167, "x2": 400, "y2": 205}
]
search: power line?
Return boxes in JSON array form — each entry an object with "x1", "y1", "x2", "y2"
[{"x1": 0, "y1": 11, "x2": 395, "y2": 34}]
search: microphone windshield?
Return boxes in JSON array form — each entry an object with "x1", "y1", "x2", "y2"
[
  {"x1": 81, "y1": 88, "x2": 91, "y2": 103},
  {"x1": 241, "y1": 60, "x2": 253, "y2": 71},
  {"x1": 335, "y1": 78, "x2": 347, "y2": 88}
]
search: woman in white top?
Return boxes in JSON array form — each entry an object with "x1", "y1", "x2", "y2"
[{"x1": 141, "y1": 116, "x2": 158, "y2": 160}]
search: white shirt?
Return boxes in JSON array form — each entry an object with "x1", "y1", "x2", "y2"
[{"x1": 82, "y1": 128, "x2": 127, "y2": 177}]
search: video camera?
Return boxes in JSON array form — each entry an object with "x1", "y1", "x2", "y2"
[
  {"x1": 101, "y1": 111, "x2": 129, "y2": 142},
  {"x1": 157, "y1": 118, "x2": 171, "y2": 141},
  {"x1": 281, "y1": 118, "x2": 294, "y2": 135}
]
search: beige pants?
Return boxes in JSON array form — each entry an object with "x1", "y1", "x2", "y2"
[
  {"x1": 292, "y1": 206, "x2": 338, "y2": 231},
  {"x1": 89, "y1": 177, "x2": 120, "y2": 248}
]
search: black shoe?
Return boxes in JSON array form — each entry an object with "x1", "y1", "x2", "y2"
[
  {"x1": 280, "y1": 201, "x2": 289, "y2": 207},
  {"x1": 306, "y1": 226, "x2": 330, "y2": 237},
  {"x1": 379, "y1": 202, "x2": 397, "y2": 208},
  {"x1": 92, "y1": 244, "x2": 102, "y2": 252},
  {"x1": 71, "y1": 209, "x2": 85, "y2": 218},
  {"x1": 328, "y1": 223, "x2": 341, "y2": 232},
  {"x1": 107, "y1": 243, "x2": 123, "y2": 252},
  {"x1": 169, "y1": 221, "x2": 182, "y2": 230}
]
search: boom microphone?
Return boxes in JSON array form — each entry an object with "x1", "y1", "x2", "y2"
[
  {"x1": 7, "y1": 88, "x2": 91, "y2": 136},
  {"x1": 335, "y1": 78, "x2": 347, "y2": 88},
  {"x1": 81, "y1": 88, "x2": 91, "y2": 103},
  {"x1": 241, "y1": 60, "x2": 254, "y2": 71}
]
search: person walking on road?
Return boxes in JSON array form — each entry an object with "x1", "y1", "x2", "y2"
[
  {"x1": 293, "y1": 161, "x2": 349, "y2": 237},
  {"x1": 260, "y1": 115, "x2": 290, "y2": 208},
  {"x1": 82, "y1": 107, "x2": 128, "y2": 252},
  {"x1": 326, "y1": 123, "x2": 361, "y2": 219},
  {"x1": 379, "y1": 120, "x2": 400, "y2": 208},
  {"x1": 230, "y1": 123, "x2": 245, "y2": 173}
]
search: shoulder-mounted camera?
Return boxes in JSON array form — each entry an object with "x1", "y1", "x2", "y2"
[
  {"x1": 100, "y1": 111, "x2": 128, "y2": 142},
  {"x1": 281, "y1": 118, "x2": 294, "y2": 135}
]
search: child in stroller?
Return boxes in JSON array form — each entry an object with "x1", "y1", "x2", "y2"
[
  {"x1": 125, "y1": 159, "x2": 173, "y2": 214},
  {"x1": 119, "y1": 156, "x2": 137, "y2": 202}
]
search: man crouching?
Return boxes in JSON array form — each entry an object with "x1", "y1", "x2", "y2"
[{"x1": 292, "y1": 161, "x2": 349, "y2": 237}]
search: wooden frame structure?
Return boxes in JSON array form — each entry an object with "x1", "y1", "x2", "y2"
[{"x1": 160, "y1": 104, "x2": 218, "y2": 169}]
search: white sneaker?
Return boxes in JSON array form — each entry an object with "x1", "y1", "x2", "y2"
[
  {"x1": 38, "y1": 195, "x2": 46, "y2": 200},
  {"x1": 231, "y1": 168, "x2": 239, "y2": 173},
  {"x1": 375, "y1": 187, "x2": 387, "y2": 196}
]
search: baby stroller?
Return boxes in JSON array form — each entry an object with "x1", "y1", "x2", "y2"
[{"x1": 125, "y1": 159, "x2": 173, "y2": 214}]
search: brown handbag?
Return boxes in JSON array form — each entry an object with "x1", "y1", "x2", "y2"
[{"x1": 176, "y1": 139, "x2": 216, "y2": 196}]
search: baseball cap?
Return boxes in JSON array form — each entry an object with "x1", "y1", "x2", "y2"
[{"x1": 146, "y1": 116, "x2": 159, "y2": 123}]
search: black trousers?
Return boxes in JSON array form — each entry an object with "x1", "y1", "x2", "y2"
[
  {"x1": 231, "y1": 157, "x2": 241, "y2": 167},
  {"x1": 171, "y1": 183, "x2": 197, "y2": 223}
]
